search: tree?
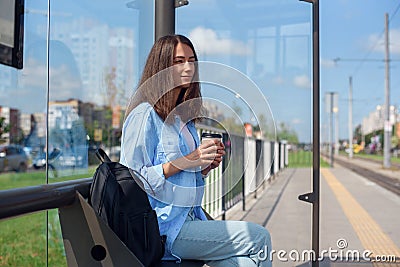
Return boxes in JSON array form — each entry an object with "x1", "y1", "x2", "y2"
[
  {"x1": 232, "y1": 101, "x2": 242, "y2": 117},
  {"x1": 103, "y1": 67, "x2": 127, "y2": 108},
  {"x1": 391, "y1": 135, "x2": 399, "y2": 150},
  {"x1": 277, "y1": 122, "x2": 299, "y2": 144},
  {"x1": 219, "y1": 117, "x2": 246, "y2": 136},
  {"x1": 81, "y1": 67, "x2": 122, "y2": 149},
  {"x1": 354, "y1": 124, "x2": 363, "y2": 144},
  {"x1": 253, "y1": 113, "x2": 275, "y2": 140}
]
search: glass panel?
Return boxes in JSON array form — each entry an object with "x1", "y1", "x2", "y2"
[
  {"x1": 47, "y1": 0, "x2": 153, "y2": 181},
  {"x1": 1, "y1": 0, "x2": 154, "y2": 266},
  {"x1": 0, "y1": 0, "x2": 49, "y2": 265},
  {"x1": 45, "y1": 1, "x2": 153, "y2": 265},
  {"x1": 178, "y1": 1, "x2": 312, "y2": 266}
]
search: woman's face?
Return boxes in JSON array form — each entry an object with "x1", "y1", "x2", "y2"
[{"x1": 172, "y1": 42, "x2": 195, "y2": 88}]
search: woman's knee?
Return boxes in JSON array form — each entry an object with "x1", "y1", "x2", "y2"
[{"x1": 247, "y1": 222, "x2": 271, "y2": 246}]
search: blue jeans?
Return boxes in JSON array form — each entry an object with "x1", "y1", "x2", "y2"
[{"x1": 171, "y1": 212, "x2": 272, "y2": 267}]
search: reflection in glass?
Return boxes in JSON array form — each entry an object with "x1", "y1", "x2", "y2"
[
  {"x1": 0, "y1": 0, "x2": 154, "y2": 266},
  {"x1": 178, "y1": 0, "x2": 311, "y2": 143}
]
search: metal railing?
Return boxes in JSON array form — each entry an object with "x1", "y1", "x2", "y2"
[{"x1": 197, "y1": 124, "x2": 288, "y2": 219}]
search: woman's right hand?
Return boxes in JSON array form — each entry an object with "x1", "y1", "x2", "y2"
[
  {"x1": 186, "y1": 140, "x2": 224, "y2": 170},
  {"x1": 162, "y1": 140, "x2": 224, "y2": 178}
]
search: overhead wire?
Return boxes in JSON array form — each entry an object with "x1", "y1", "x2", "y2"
[{"x1": 351, "y1": 2, "x2": 400, "y2": 77}]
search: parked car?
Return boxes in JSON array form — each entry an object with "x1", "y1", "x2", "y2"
[
  {"x1": 0, "y1": 144, "x2": 29, "y2": 173},
  {"x1": 32, "y1": 148, "x2": 85, "y2": 177},
  {"x1": 32, "y1": 148, "x2": 62, "y2": 170}
]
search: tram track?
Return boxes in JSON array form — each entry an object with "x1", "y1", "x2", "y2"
[
  {"x1": 322, "y1": 154, "x2": 400, "y2": 196},
  {"x1": 349, "y1": 155, "x2": 400, "y2": 169}
]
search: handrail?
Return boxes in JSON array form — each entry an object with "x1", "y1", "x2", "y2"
[{"x1": 0, "y1": 177, "x2": 92, "y2": 220}]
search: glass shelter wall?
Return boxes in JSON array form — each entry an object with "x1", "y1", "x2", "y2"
[
  {"x1": 177, "y1": 1, "x2": 313, "y2": 266},
  {"x1": 0, "y1": 0, "x2": 153, "y2": 265}
]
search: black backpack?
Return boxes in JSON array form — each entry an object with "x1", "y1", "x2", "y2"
[{"x1": 88, "y1": 148, "x2": 165, "y2": 267}]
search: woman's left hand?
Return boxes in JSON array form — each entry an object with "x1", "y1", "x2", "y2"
[{"x1": 201, "y1": 141, "x2": 225, "y2": 176}]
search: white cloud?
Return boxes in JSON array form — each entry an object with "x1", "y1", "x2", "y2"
[
  {"x1": 272, "y1": 76, "x2": 285, "y2": 85},
  {"x1": 292, "y1": 118, "x2": 303, "y2": 124},
  {"x1": 189, "y1": 27, "x2": 250, "y2": 56},
  {"x1": 293, "y1": 75, "x2": 311, "y2": 89},
  {"x1": 368, "y1": 28, "x2": 400, "y2": 55},
  {"x1": 321, "y1": 58, "x2": 336, "y2": 68},
  {"x1": 21, "y1": 57, "x2": 82, "y2": 100}
]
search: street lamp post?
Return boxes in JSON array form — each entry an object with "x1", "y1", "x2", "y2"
[
  {"x1": 383, "y1": 13, "x2": 391, "y2": 169},
  {"x1": 348, "y1": 76, "x2": 353, "y2": 159}
]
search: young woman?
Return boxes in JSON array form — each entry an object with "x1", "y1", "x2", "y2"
[{"x1": 120, "y1": 34, "x2": 271, "y2": 267}]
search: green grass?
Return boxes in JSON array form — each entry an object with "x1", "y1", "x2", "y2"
[
  {"x1": 0, "y1": 210, "x2": 65, "y2": 267},
  {"x1": 0, "y1": 168, "x2": 96, "y2": 267},
  {"x1": 288, "y1": 150, "x2": 330, "y2": 168},
  {"x1": 0, "y1": 168, "x2": 96, "y2": 190}
]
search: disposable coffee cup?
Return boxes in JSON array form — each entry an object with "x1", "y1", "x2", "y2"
[{"x1": 201, "y1": 133, "x2": 222, "y2": 144}]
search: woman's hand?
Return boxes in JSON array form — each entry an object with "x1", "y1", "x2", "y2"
[
  {"x1": 188, "y1": 140, "x2": 224, "y2": 169},
  {"x1": 200, "y1": 141, "x2": 225, "y2": 176},
  {"x1": 162, "y1": 140, "x2": 225, "y2": 178}
]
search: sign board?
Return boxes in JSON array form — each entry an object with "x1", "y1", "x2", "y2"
[
  {"x1": 0, "y1": 0, "x2": 15, "y2": 48},
  {"x1": 0, "y1": 0, "x2": 24, "y2": 69}
]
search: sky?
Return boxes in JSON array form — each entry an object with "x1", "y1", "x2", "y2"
[
  {"x1": 1, "y1": 0, "x2": 399, "y2": 143},
  {"x1": 176, "y1": 0, "x2": 400, "y2": 142},
  {"x1": 320, "y1": 1, "x2": 400, "y2": 141}
]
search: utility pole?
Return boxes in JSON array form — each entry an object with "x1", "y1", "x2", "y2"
[
  {"x1": 334, "y1": 107, "x2": 339, "y2": 156},
  {"x1": 326, "y1": 92, "x2": 338, "y2": 167},
  {"x1": 330, "y1": 93, "x2": 334, "y2": 167},
  {"x1": 384, "y1": 13, "x2": 391, "y2": 168},
  {"x1": 348, "y1": 76, "x2": 353, "y2": 159}
]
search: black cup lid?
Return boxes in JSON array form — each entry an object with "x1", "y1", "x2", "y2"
[{"x1": 201, "y1": 133, "x2": 222, "y2": 139}]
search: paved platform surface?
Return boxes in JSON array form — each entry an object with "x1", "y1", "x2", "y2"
[
  {"x1": 162, "y1": 158, "x2": 400, "y2": 266},
  {"x1": 223, "y1": 158, "x2": 400, "y2": 267}
]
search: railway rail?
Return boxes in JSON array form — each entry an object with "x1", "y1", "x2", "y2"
[{"x1": 322, "y1": 153, "x2": 400, "y2": 196}]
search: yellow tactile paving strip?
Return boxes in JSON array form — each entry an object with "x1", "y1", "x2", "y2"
[{"x1": 322, "y1": 168, "x2": 400, "y2": 267}]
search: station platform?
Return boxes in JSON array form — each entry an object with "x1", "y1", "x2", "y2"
[{"x1": 223, "y1": 158, "x2": 400, "y2": 267}]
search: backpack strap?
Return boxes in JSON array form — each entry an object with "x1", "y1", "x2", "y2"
[
  {"x1": 129, "y1": 168, "x2": 156, "y2": 196},
  {"x1": 95, "y1": 148, "x2": 112, "y2": 163}
]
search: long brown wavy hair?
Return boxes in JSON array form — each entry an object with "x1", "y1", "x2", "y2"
[{"x1": 124, "y1": 35, "x2": 203, "y2": 123}]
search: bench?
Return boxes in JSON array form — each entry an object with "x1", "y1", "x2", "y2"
[
  {"x1": 59, "y1": 193, "x2": 207, "y2": 266},
  {"x1": 0, "y1": 178, "x2": 209, "y2": 266}
]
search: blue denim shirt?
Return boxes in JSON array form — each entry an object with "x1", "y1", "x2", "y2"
[{"x1": 119, "y1": 102, "x2": 207, "y2": 261}]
